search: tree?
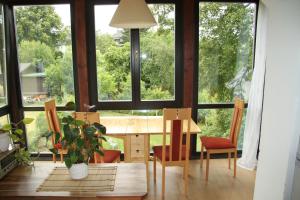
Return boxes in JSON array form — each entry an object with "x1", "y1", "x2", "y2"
[
  {"x1": 15, "y1": 6, "x2": 68, "y2": 49},
  {"x1": 198, "y1": 3, "x2": 255, "y2": 139},
  {"x1": 19, "y1": 40, "x2": 55, "y2": 69}
]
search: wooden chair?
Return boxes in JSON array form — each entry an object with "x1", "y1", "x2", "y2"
[
  {"x1": 200, "y1": 98, "x2": 245, "y2": 181},
  {"x1": 153, "y1": 108, "x2": 192, "y2": 197},
  {"x1": 73, "y1": 112, "x2": 121, "y2": 163},
  {"x1": 44, "y1": 99, "x2": 66, "y2": 163}
]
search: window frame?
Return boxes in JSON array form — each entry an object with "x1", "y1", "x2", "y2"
[
  {"x1": 190, "y1": 0, "x2": 259, "y2": 157},
  {"x1": 86, "y1": 0, "x2": 183, "y2": 111},
  {"x1": 7, "y1": 0, "x2": 79, "y2": 112}
]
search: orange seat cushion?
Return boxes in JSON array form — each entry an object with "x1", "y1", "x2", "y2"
[
  {"x1": 93, "y1": 149, "x2": 121, "y2": 163},
  {"x1": 153, "y1": 145, "x2": 186, "y2": 161},
  {"x1": 200, "y1": 136, "x2": 236, "y2": 149}
]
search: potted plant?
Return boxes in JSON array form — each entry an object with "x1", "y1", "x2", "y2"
[
  {"x1": 0, "y1": 118, "x2": 34, "y2": 166},
  {"x1": 48, "y1": 115, "x2": 106, "y2": 180}
]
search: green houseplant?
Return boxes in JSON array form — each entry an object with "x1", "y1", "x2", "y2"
[
  {"x1": 0, "y1": 118, "x2": 34, "y2": 166},
  {"x1": 47, "y1": 115, "x2": 106, "y2": 179}
]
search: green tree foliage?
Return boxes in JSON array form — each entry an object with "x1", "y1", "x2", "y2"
[
  {"x1": 19, "y1": 40, "x2": 55, "y2": 68},
  {"x1": 198, "y1": 3, "x2": 255, "y2": 141},
  {"x1": 15, "y1": 6, "x2": 67, "y2": 49}
]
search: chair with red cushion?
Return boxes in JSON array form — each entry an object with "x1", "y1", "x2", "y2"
[
  {"x1": 74, "y1": 112, "x2": 121, "y2": 163},
  {"x1": 200, "y1": 98, "x2": 244, "y2": 181},
  {"x1": 45, "y1": 99, "x2": 67, "y2": 163},
  {"x1": 153, "y1": 108, "x2": 192, "y2": 197}
]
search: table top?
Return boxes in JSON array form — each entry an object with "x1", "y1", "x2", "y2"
[
  {"x1": 0, "y1": 162, "x2": 147, "y2": 199},
  {"x1": 100, "y1": 116, "x2": 201, "y2": 135}
]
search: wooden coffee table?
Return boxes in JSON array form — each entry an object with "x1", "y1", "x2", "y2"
[{"x1": 0, "y1": 162, "x2": 147, "y2": 200}]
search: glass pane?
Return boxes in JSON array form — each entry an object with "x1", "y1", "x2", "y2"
[
  {"x1": 198, "y1": 3, "x2": 256, "y2": 103},
  {"x1": 196, "y1": 109, "x2": 247, "y2": 151},
  {"x1": 14, "y1": 5, "x2": 75, "y2": 106},
  {"x1": 25, "y1": 111, "x2": 71, "y2": 153},
  {"x1": 98, "y1": 110, "x2": 165, "y2": 151},
  {"x1": 95, "y1": 5, "x2": 131, "y2": 101},
  {"x1": 0, "y1": 5, "x2": 7, "y2": 107},
  {"x1": 0, "y1": 114, "x2": 9, "y2": 127},
  {"x1": 140, "y1": 4, "x2": 175, "y2": 101}
]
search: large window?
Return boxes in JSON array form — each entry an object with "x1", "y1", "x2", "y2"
[
  {"x1": 88, "y1": 1, "x2": 181, "y2": 109},
  {"x1": 0, "y1": 5, "x2": 7, "y2": 108},
  {"x1": 196, "y1": 2, "x2": 257, "y2": 150},
  {"x1": 14, "y1": 4, "x2": 75, "y2": 107},
  {"x1": 13, "y1": 4, "x2": 76, "y2": 152},
  {"x1": 88, "y1": 1, "x2": 181, "y2": 149}
]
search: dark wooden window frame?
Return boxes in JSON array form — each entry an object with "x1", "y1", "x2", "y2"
[{"x1": 86, "y1": 0, "x2": 183, "y2": 111}]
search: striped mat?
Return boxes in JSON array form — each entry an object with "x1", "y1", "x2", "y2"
[{"x1": 37, "y1": 166, "x2": 117, "y2": 192}]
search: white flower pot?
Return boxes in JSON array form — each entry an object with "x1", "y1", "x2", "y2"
[
  {"x1": 68, "y1": 163, "x2": 88, "y2": 180},
  {"x1": 0, "y1": 133, "x2": 11, "y2": 152}
]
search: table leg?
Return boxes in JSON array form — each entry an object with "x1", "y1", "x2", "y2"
[{"x1": 144, "y1": 135, "x2": 150, "y2": 192}]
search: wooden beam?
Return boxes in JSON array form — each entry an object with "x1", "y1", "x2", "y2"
[
  {"x1": 183, "y1": 0, "x2": 196, "y2": 108},
  {"x1": 73, "y1": 0, "x2": 89, "y2": 111}
]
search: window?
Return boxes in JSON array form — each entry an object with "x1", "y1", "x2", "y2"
[
  {"x1": 94, "y1": 5, "x2": 131, "y2": 101},
  {"x1": 88, "y1": 1, "x2": 181, "y2": 109},
  {"x1": 14, "y1": 4, "x2": 75, "y2": 107},
  {"x1": 140, "y1": 4, "x2": 175, "y2": 101},
  {"x1": 13, "y1": 4, "x2": 76, "y2": 152},
  {"x1": 196, "y1": 2, "x2": 257, "y2": 151},
  {"x1": 0, "y1": 5, "x2": 7, "y2": 108}
]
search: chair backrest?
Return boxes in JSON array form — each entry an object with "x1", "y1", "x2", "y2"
[
  {"x1": 44, "y1": 99, "x2": 61, "y2": 146},
  {"x1": 73, "y1": 112, "x2": 100, "y2": 124},
  {"x1": 229, "y1": 98, "x2": 245, "y2": 146},
  {"x1": 162, "y1": 108, "x2": 191, "y2": 162}
]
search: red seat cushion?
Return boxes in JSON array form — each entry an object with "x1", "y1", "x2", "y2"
[
  {"x1": 153, "y1": 145, "x2": 186, "y2": 161},
  {"x1": 200, "y1": 136, "x2": 236, "y2": 149},
  {"x1": 93, "y1": 149, "x2": 121, "y2": 163}
]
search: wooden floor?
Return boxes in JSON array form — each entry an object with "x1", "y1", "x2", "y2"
[{"x1": 146, "y1": 159, "x2": 256, "y2": 200}]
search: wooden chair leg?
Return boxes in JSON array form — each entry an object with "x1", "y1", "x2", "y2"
[
  {"x1": 234, "y1": 150, "x2": 237, "y2": 177},
  {"x1": 228, "y1": 152, "x2": 231, "y2": 169},
  {"x1": 184, "y1": 162, "x2": 189, "y2": 194},
  {"x1": 162, "y1": 164, "x2": 165, "y2": 198},
  {"x1": 205, "y1": 152, "x2": 210, "y2": 181},
  {"x1": 200, "y1": 145, "x2": 204, "y2": 168},
  {"x1": 53, "y1": 153, "x2": 56, "y2": 163},
  {"x1": 153, "y1": 156, "x2": 157, "y2": 183},
  {"x1": 60, "y1": 151, "x2": 63, "y2": 163}
]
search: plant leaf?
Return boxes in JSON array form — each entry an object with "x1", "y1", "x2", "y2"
[
  {"x1": 2, "y1": 124, "x2": 12, "y2": 131},
  {"x1": 65, "y1": 157, "x2": 72, "y2": 168},
  {"x1": 15, "y1": 129, "x2": 23, "y2": 135},
  {"x1": 65, "y1": 101, "x2": 76, "y2": 110},
  {"x1": 93, "y1": 123, "x2": 106, "y2": 134},
  {"x1": 22, "y1": 118, "x2": 34, "y2": 125}
]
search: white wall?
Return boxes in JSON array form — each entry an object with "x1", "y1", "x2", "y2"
[{"x1": 254, "y1": 0, "x2": 300, "y2": 199}]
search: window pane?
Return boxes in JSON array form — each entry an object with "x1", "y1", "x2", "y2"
[
  {"x1": 25, "y1": 111, "x2": 71, "y2": 153},
  {"x1": 0, "y1": 5, "x2": 7, "y2": 107},
  {"x1": 14, "y1": 5, "x2": 75, "y2": 106},
  {"x1": 140, "y1": 4, "x2": 175, "y2": 101},
  {"x1": 95, "y1": 5, "x2": 131, "y2": 101},
  {"x1": 196, "y1": 109, "x2": 247, "y2": 151},
  {"x1": 198, "y1": 3, "x2": 256, "y2": 103},
  {"x1": 0, "y1": 114, "x2": 9, "y2": 126}
]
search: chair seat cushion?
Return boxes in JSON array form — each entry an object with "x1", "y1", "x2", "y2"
[
  {"x1": 200, "y1": 136, "x2": 236, "y2": 149},
  {"x1": 94, "y1": 149, "x2": 121, "y2": 163},
  {"x1": 153, "y1": 145, "x2": 186, "y2": 161}
]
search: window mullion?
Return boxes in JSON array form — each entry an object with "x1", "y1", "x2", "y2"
[{"x1": 131, "y1": 29, "x2": 141, "y2": 107}]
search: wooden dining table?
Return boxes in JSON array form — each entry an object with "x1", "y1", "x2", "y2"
[{"x1": 100, "y1": 116, "x2": 201, "y2": 191}]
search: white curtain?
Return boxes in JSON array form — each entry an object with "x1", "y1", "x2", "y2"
[{"x1": 238, "y1": 2, "x2": 268, "y2": 171}]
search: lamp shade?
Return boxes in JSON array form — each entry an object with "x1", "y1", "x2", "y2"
[{"x1": 109, "y1": 0, "x2": 157, "y2": 29}]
